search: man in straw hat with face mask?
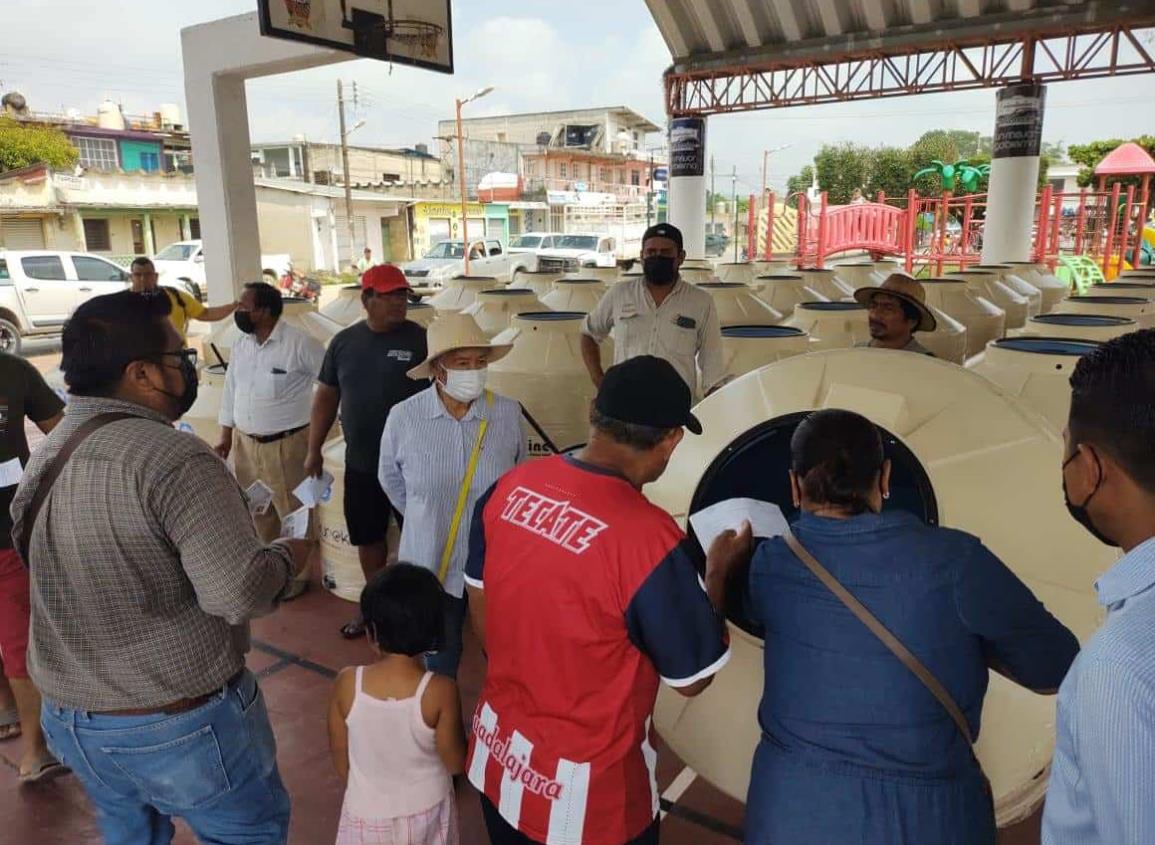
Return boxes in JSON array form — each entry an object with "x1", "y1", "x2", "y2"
[
  {"x1": 378, "y1": 313, "x2": 526, "y2": 678},
  {"x1": 853, "y1": 274, "x2": 938, "y2": 356}
]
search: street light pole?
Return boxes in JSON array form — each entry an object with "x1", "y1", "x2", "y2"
[
  {"x1": 732, "y1": 165, "x2": 739, "y2": 263},
  {"x1": 455, "y1": 86, "x2": 494, "y2": 276},
  {"x1": 338, "y1": 79, "x2": 356, "y2": 271}
]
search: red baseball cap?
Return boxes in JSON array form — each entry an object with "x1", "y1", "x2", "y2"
[{"x1": 362, "y1": 264, "x2": 411, "y2": 295}]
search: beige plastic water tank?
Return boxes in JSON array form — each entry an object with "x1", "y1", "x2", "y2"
[
  {"x1": 752, "y1": 259, "x2": 793, "y2": 276},
  {"x1": 947, "y1": 269, "x2": 1030, "y2": 330},
  {"x1": 648, "y1": 348, "x2": 1117, "y2": 827},
  {"x1": 541, "y1": 278, "x2": 607, "y2": 313},
  {"x1": 968, "y1": 337, "x2": 1099, "y2": 429},
  {"x1": 1022, "y1": 314, "x2": 1139, "y2": 342},
  {"x1": 464, "y1": 289, "x2": 544, "y2": 337},
  {"x1": 1120, "y1": 268, "x2": 1155, "y2": 279},
  {"x1": 680, "y1": 261, "x2": 717, "y2": 284},
  {"x1": 921, "y1": 278, "x2": 1006, "y2": 359},
  {"x1": 407, "y1": 302, "x2": 436, "y2": 328},
  {"x1": 1004, "y1": 262, "x2": 1070, "y2": 314},
  {"x1": 564, "y1": 266, "x2": 620, "y2": 285},
  {"x1": 796, "y1": 267, "x2": 854, "y2": 301},
  {"x1": 1088, "y1": 282, "x2": 1155, "y2": 302},
  {"x1": 832, "y1": 262, "x2": 878, "y2": 291},
  {"x1": 919, "y1": 307, "x2": 968, "y2": 365},
  {"x1": 176, "y1": 364, "x2": 228, "y2": 442},
  {"x1": 488, "y1": 312, "x2": 598, "y2": 458},
  {"x1": 516, "y1": 270, "x2": 568, "y2": 299},
  {"x1": 321, "y1": 285, "x2": 364, "y2": 327},
  {"x1": 719, "y1": 325, "x2": 809, "y2": 380},
  {"x1": 697, "y1": 283, "x2": 782, "y2": 327},
  {"x1": 317, "y1": 435, "x2": 400, "y2": 602},
  {"x1": 750, "y1": 274, "x2": 827, "y2": 319},
  {"x1": 783, "y1": 301, "x2": 870, "y2": 350},
  {"x1": 426, "y1": 276, "x2": 500, "y2": 313},
  {"x1": 716, "y1": 263, "x2": 756, "y2": 285},
  {"x1": 1054, "y1": 295, "x2": 1154, "y2": 328},
  {"x1": 973, "y1": 264, "x2": 1043, "y2": 318},
  {"x1": 205, "y1": 296, "x2": 323, "y2": 363}
]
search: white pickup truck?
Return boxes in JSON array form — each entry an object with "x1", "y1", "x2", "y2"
[
  {"x1": 152, "y1": 240, "x2": 293, "y2": 301},
  {"x1": 0, "y1": 250, "x2": 129, "y2": 354},
  {"x1": 402, "y1": 239, "x2": 533, "y2": 286},
  {"x1": 534, "y1": 233, "x2": 624, "y2": 274}
]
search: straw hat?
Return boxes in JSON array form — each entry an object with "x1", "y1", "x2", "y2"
[
  {"x1": 853, "y1": 273, "x2": 938, "y2": 333},
  {"x1": 406, "y1": 312, "x2": 514, "y2": 379}
]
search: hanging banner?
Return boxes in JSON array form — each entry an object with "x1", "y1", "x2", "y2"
[
  {"x1": 669, "y1": 117, "x2": 706, "y2": 178},
  {"x1": 992, "y1": 83, "x2": 1047, "y2": 159}
]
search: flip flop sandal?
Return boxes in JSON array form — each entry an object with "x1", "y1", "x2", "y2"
[
  {"x1": 339, "y1": 618, "x2": 367, "y2": 640},
  {"x1": 18, "y1": 757, "x2": 69, "y2": 785},
  {"x1": 0, "y1": 708, "x2": 20, "y2": 741}
]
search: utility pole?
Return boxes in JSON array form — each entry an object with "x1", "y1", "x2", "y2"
[
  {"x1": 646, "y1": 150, "x2": 654, "y2": 227},
  {"x1": 731, "y1": 165, "x2": 739, "y2": 262},
  {"x1": 337, "y1": 79, "x2": 356, "y2": 271},
  {"x1": 762, "y1": 149, "x2": 768, "y2": 204},
  {"x1": 710, "y1": 155, "x2": 716, "y2": 234}
]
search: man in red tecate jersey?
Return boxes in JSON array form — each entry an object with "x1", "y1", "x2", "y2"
[{"x1": 464, "y1": 355, "x2": 751, "y2": 845}]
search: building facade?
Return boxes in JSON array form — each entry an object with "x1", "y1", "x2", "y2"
[{"x1": 251, "y1": 140, "x2": 447, "y2": 189}]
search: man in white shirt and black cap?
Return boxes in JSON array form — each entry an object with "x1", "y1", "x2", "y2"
[
  {"x1": 581, "y1": 222, "x2": 725, "y2": 399},
  {"x1": 853, "y1": 274, "x2": 937, "y2": 356}
]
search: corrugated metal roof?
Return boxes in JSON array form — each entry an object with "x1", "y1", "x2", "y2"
[{"x1": 646, "y1": 0, "x2": 1155, "y2": 68}]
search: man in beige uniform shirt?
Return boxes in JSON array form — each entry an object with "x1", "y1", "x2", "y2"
[{"x1": 581, "y1": 223, "x2": 725, "y2": 399}]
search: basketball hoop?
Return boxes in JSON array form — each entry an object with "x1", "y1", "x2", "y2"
[{"x1": 381, "y1": 18, "x2": 443, "y2": 59}]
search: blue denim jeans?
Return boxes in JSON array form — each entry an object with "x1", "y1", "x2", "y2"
[
  {"x1": 41, "y1": 669, "x2": 290, "y2": 845},
  {"x1": 425, "y1": 593, "x2": 467, "y2": 678}
]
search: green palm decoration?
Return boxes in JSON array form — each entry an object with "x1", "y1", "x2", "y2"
[{"x1": 958, "y1": 163, "x2": 990, "y2": 193}]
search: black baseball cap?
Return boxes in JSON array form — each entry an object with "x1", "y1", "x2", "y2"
[
  {"x1": 642, "y1": 223, "x2": 684, "y2": 251},
  {"x1": 595, "y1": 355, "x2": 702, "y2": 435}
]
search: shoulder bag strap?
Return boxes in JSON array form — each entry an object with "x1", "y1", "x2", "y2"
[
  {"x1": 783, "y1": 528, "x2": 975, "y2": 746},
  {"x1": 518, "y1": 402, "x2": 560, "y2": 456},
  {"x1": 18, "y1": 412, "x2": 138, "y2": 566},
  {"x1": 438, "y1": 391, "x2": 493, "y2": 584}
]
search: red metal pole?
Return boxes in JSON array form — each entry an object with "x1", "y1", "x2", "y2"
[
  {"x1": 795, "y1": 193, "x2": 807, "y2": 268},
  {"x1": 1050, "y1": 193, "x2": 1062, "y2": 268},
  {"x1": 904, "y1": 189, "x2": 917, "y2": 274},
  {"x1": 1102, "y1": 182, "x2": 1121, "y2": 275},
  {"x1": 1119, "y1": 184, "x2": 1136, "y2": 272},
  {"x1": 936, "y1": 191, "x2": 951, "y2": 277},
  {"x1": 1132, "y1": 175, "x2": 1149, "y2": 269},
  {"x1": 816, "y1": 192, "x2": 828, "y2": 269},
  {"x1": 960, "y1": 194, "x2": 974, "y2": 270},
  {"x1": 747, "y1": 194, "x2": 756, "y2": 262},
  {"x1": 1075, "y1": 189, "x2": 1087, "y2": 256},
  {"x1": 765, "y1": 191, "x2": 776, "y2": 260},
  {"x1": 1034, "y1": 185, "x2": 1051, "y2": 263}
]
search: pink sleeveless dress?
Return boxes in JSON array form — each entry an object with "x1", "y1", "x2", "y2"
[{"x1": 336, "y1": 668, "x2": 459, "y2": 845}]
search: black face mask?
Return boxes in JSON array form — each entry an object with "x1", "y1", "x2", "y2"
[
  {"x1": 157, "y1": 356, "x2": 199, "y2": 419},
  {"x1": 643, "y1": 256, "x2": 678, "y2": 287},
  {"x1": 234, "y1": 311, "x2": 256, "y2": 334},
  {"x1": 1062, "y1": 448, "x2": 1118, "y2": 548}
]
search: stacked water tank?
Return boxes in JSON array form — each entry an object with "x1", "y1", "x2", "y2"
[{"x1": 465, "y1": 289, "x2": 543, "y2": 337}]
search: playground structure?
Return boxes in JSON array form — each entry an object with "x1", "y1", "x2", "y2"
[{"x1": 749, "y1": 142, "x2": 1155, "y2": 290}]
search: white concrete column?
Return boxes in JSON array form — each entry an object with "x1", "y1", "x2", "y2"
[
  {"x1": 667, "y1": 116, "x2": 707, "y2": 260},
  {"x1": 180, "y1": 213, "x2": 191, "y2": 241},
  {"x1": 982, "y1": 83, "x2": 1047, "y2": 264},
  {"x1": 142, "y1": 212, "x2": 156, "y2": 255}
]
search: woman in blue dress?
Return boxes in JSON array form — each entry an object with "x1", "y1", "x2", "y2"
[{"x1": 744, "y1": 409, "x2": 1079, "y2": 844}]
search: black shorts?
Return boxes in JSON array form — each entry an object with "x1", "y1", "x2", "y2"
[{"x1": 342, "y1": 467, "x2": 398, "y2": 547}]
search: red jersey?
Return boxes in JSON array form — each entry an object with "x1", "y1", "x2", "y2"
[{"x1": 464, "y1": 456, "x2": 729, "y2": 845}]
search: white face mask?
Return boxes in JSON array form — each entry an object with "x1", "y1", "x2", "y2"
[{"x1": 440, "y1": 366, "x2": 487, "y2": 402}]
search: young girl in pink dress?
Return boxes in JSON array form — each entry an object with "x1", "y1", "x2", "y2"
[{"x1": 328, "y1": 564, "x2": 467, "y2": 845}]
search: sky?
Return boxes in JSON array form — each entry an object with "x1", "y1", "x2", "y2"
[{"x1": 3, "y1": 0, "x2": 1154, "y2": 198}]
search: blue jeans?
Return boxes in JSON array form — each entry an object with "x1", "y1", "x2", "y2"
[
  {"x1": 425, "y1": 593, "x2": 467, "y2": 678},
  {"x1": 41, "y1": 669, "x2": 290, "y2": 845}
]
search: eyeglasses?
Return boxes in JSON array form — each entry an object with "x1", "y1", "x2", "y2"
[{"x1": 158, "y1": 348, "x2": 198, "y2": 368}]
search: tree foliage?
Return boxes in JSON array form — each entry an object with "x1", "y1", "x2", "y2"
[
  {"x1": 1067, "y1": 136, "x2": 1155, "y2": 191},
  {"x1": 0, "y1": 118, "x2": 79, "y2": 173}
]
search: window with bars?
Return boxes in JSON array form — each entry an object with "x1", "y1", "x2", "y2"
[
  {"x1": 83, "y1": 218, "x2": 112, "y2": 251},
  {"x1": 75, "y1": 137, "x2": 119, "y2": 171}
]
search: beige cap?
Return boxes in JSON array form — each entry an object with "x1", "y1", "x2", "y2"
[
  {"x1": 407, "y1": 312, "x2": 513, "y2": 379},
  {"x1": 853, "y1": 273, "x2": 938, "y2": 332}
]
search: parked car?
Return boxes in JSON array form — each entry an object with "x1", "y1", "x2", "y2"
[
  {"x1": 402, "y1": 239, "x2": 532, "y2": 286},
  {"x1": 535, "y1": 233, "x2": 621, "y2": 273},
  {"x1": 704, "y1": 232, "x2": 730, "y2": 257},
  {"x1": 0, "y1": 250, "x2": 129, "y2": 354},
  {"x1": 152, "y1": 240, "x2": 292, "y2": 301}
]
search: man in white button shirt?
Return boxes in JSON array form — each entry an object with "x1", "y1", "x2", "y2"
[
  {"x1": 581, "y1": 223, "x2": 725, "y2": 399},
  {"x1": 216, "y1": 282, "x2": 325, "y2": 597}
]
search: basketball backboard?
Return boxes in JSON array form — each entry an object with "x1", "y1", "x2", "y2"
[{"x1": 257, "y1": 0, "x2": 453, "y2": 74}]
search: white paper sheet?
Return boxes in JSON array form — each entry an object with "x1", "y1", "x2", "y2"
[
  {"x1": 244, "y1": 480, "x2": 274, "y2": 516},
  {"x1": 689, "y1": 498, "x2": 790, "y2": 550},
  {"x1": 0, "y1": 458, "x2": 23, "y2": 488},
  {"x1": 279, "y1": 506, "x2": 311, "y2": 540},
  {"x1": 292, "y1": 471, "x2": 334, "y2": 509}
]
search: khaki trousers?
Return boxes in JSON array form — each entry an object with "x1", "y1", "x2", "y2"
[{"x1": 232, "y1": 427, "x2": 316, "y2": 571}]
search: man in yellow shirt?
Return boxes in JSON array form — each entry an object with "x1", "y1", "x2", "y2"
[{"x1": 129, "y1": 257, "x2": 238, "y2": 340}]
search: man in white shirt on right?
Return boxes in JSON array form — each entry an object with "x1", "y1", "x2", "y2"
[
  {"x1": 580, "y1": 223, "x2": 725, "y2": 399},
  {"x1": 216, "y1": 281, "x2": 325, "y2": 598}
]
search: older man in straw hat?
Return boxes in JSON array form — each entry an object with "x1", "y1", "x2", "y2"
[
  {"x1": 853, "y1": 274, "x2": 938, "y2": 356},
  {"x1": 378, "y1": 313, "x2": 526, "y2": 677}
]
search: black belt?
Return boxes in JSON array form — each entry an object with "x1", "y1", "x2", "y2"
[{"x1": 244, "y1": 424, "x2": 307, "y2": 445}]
